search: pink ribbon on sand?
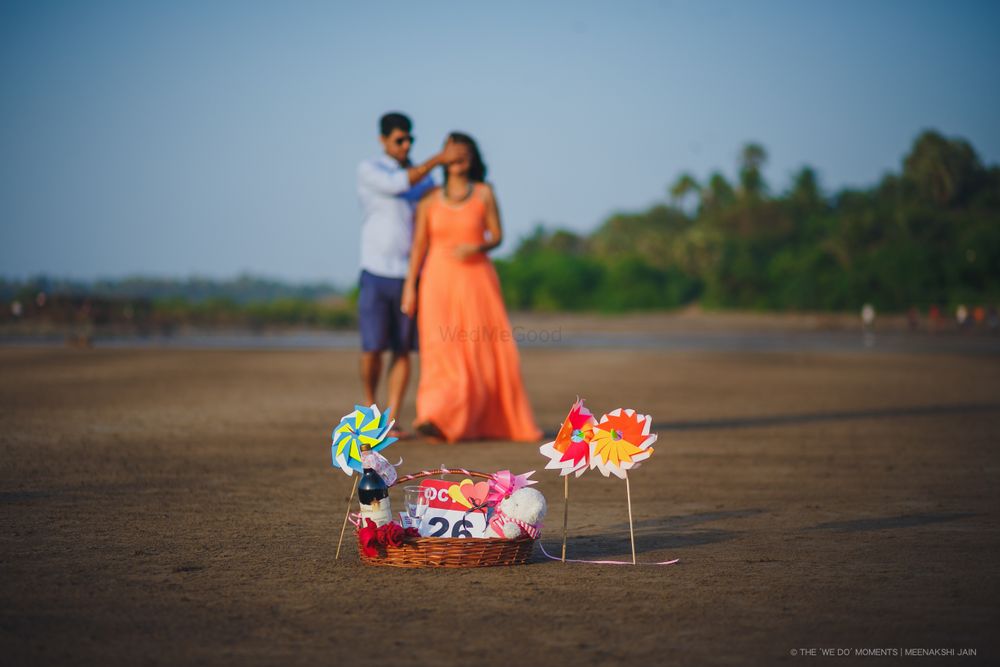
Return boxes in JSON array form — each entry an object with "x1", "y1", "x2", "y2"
[{"x1": 538, "y1": 542, "x2": 680, "y2": 566}]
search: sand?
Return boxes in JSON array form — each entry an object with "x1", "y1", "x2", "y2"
[{"x1": 1, "y1": 341, "x2": 998, "y2": 665}]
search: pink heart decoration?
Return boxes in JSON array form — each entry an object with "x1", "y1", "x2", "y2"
[
  {"x1": 447, "y1": 480, "x2": 474, "y2": 508},
  {"x1": 461, "y1": 481, "x2": 491, "y2": 508}
]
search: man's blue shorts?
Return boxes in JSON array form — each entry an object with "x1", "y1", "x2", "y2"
[{"x1": 358, "y1": 270, "x2": 417, "y2": 353}]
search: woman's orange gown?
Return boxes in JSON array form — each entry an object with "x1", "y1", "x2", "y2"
[{"x1": 416, "y1": 184, "x2": 542, "y2": 443}]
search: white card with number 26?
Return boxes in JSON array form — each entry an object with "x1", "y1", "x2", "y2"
[{"x1": 417, "y1": 479, "x2": 491, "y2": 538}]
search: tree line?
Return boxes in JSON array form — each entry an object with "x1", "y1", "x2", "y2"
[
  {"x1": 495, "y1": 130, "x2": 1000, "y2": 312},
  {"x1": 0, "y1": 274, "x2": 339, "y2": 304}
]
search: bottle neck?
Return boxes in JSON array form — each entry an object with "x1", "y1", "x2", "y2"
[{"x1": 360, "y1": 447, "x2": 374, "y2": 470}]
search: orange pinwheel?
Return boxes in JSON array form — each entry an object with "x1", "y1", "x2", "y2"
[{"x1": 589, "y1": 408, "x2": 656, "y2": 479}]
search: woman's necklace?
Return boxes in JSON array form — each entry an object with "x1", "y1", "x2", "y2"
[{"x1": 444, "y1": 182, "x2": 473, "y2": 204}]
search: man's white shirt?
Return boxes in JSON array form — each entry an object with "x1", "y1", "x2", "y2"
[{"x1": 357, "y1": 155, "x2": 435, "y2": 279}]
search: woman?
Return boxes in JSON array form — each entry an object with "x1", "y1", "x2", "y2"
[{"x1": 400, "y1": 133, "x2": 541, "y2": 443}]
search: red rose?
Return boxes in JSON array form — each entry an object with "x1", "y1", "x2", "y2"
[
  {"x1": 384, "y1": 522, "x2": 404, "y2": 547},
  {"x1": 404, "y1": 527, "x2": 419, "y2": 538},
  {"x1": 357, "y1": 519, "x2": 379, "y2": 558}
]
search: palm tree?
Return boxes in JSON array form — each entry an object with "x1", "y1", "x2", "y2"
[
  {"x1": 668, "y1": 172, "x2": 701, "y2": 209},
  {"x1": 738, "y1": 142, "x2": 768, "y2": 198},
  {"x1": 903, "y1": 130, "x2": 983, "y2": 206},
  {"x1": 702, "y1": 172, "x2": 735, "y2": 210},
  {"x1": 790, "y1": 166, "x2": 822, "y2": 208}
]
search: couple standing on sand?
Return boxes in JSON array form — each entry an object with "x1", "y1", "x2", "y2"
[{"x1": 356, "y1": 112, "x2": 541, "y2": 444}]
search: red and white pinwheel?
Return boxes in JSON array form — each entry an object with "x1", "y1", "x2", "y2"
[{"x1": 538, "y1": 398, "x2": 596, "y2": 477}]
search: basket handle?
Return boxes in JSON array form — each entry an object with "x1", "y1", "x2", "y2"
[{"x1": 394, "y1": 468, "x2": 492, "y2": 485}]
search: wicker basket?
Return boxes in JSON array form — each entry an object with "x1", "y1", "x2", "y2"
[{"x1": 357, "y1": 469, "x2": 537, "y2": 568}]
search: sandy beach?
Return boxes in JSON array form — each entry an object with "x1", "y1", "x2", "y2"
[{"x1": 2, "y1": 329, "x2": 999, "y2": 665}]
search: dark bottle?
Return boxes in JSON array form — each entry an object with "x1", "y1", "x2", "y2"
[{"x1": 357, "y1": 443, "x2": 391, "y2": 526}]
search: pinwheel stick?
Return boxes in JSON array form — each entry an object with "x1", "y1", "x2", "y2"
[
  {"x1": 561, "y1": 476, "x2": 569, "y2": 562},
  {"x1": 335, "y1": 476, "x2": 359, "y2": 560},
  {"x1": 625, "y1": 474, "x2": 636, "y2": 565}
]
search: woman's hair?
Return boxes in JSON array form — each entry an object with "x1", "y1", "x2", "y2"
[{"x1": 446, "y1": 132, "x2": 487, "y2": 183}]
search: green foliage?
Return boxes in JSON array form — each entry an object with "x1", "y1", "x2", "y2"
[
  {"x1": 0, "y1": 274, "x2": 341, "y2": 305},
  {"x1": 495, "y1": 250, "x2": 603, "y2": 311},
  {"x1": 497, "y1": 133, "x2": 1000, "y2": 312},
  {"x1": 903, "y1": 130, "x2": 984, "y2": 207},
  {"x1": 1, "y1": 276, "x2": 355, "y2": 329},
  {"x1": 159, "y1": 297, "x2": 356, "y2": 328}
]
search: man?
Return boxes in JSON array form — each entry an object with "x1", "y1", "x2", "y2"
[{"x1": 356, "y1": 112, "x2": 459, "y2": 435}]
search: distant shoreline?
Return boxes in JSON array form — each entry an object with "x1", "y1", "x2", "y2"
[{"x1": 2, "y1": 311, "x2": 997, "y2": 355}]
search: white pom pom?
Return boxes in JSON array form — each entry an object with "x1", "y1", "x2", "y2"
[
  {"x1": 499, "y1": 488, "x2": 547, "y2": 526},
  {"x1": 502, "y1": 522, "x2": 522, "y2": 539},
  {"x1": 498, "y1": 494, "x2": 519, "y2": 517}
]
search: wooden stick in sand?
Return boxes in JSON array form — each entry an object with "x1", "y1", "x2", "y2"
[
  {"x1": 335, "y1": 476, "x2": 359, "y2": 560},
  {"x1": 625, "y1": 474, "x2": 636, "y2": 565},
  {"x1": 561, "y1": 475, "x2": 569, "y2": 562}
]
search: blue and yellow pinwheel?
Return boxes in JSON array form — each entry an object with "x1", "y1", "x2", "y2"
[{"x1": 331, "y1": 404, "x2": 397, "y2": 475}]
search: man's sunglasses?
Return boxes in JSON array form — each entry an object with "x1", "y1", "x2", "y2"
[{"x1": 393, "y1": 135, "x2": 414, "y2": 146}]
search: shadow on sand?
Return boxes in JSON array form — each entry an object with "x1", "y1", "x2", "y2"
[
  {"x1": 660, "y1": 402, "x2": 1000, "y2": 432},
  {"x1": 808, "y1": 512, "x2": 977, "y2": 533},
  {"x1": 537, "y1": 509, "x2": 765, "y2": 560},
  {"x1": 539, "y1": 403, "x2": 999, "y2": 440}
]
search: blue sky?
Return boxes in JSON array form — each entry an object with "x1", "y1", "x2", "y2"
[{"x1": 2, "y1": 0, "x2": 999, "y2": 286}]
